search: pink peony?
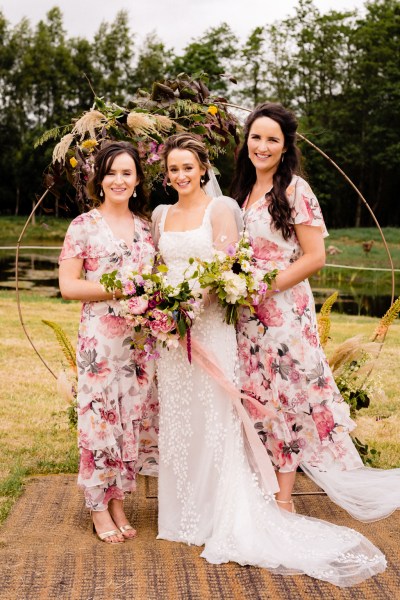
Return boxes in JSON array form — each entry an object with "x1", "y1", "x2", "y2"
[
  {"x1": 127, "y1": 296, "x2": 149, "y2": 315},
  {"x1": 79, "y1": 448, "x2": 95, "y2": 480},
  {"x1": 312, "y1": 404, "x2": 335, "y2": 440},
  {"x1": 149, "y1": 310, "x2": 175, "y2": 334},
  {"x1": 292, "y1": 286, "x2": 309, "y2": 316},
  {"x1": 252, "y1": 237, "x2": 281, "y2": 261},
  {"x1": 256, "y1": 297, "x2": 284, "y2": 327},
  {"x1": 98, "y1": 315, "x2": 130, "y2": 338}
]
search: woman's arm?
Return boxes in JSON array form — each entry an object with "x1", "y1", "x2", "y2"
[
  {"x1": 266, "y1": 224, "x2": 326, "y2": 296},
  {"x1": 59, "y1": 257, "x2": 117, "y2": 302}
]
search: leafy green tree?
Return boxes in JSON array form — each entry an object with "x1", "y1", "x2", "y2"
[
  {"x1": 133, "y1": 32, "x2": 174, "y2": 93},
  {"x1": 91, "y1": 10, "x2": 135, "y2": 103},
  {"x1": 171, "y1": 23, "x2": 239, "y2": 95},
  {"x1": 236, "y1": 27, "x2": 269, "y2": 108},
  {"x1": 348, "y1": 0, "x2": 400, "y2": 226}
]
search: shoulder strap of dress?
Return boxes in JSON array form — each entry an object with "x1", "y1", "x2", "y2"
[{"x1": 159, "y1": 205, "x2": 170, "y2": 234}]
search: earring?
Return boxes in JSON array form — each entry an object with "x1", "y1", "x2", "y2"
[
  {"x1": 133, "y1": 189, "x2": 137, "y2": 198},
  {"x1": 100, "y1": 188, "x2": 103, "y2": 197},
  {"x1": 166, "y1": 181, "x2": 172, "y2": 187},
  {"x1": 200, "y1": 178, "x2": 205, "y2": 185},
  {"x1": 281, "y1": 153, "x2": 285, "y2": 163}
]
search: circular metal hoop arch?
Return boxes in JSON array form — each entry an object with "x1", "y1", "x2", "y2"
[{"x1": 15, "y1": 106, "x2": 396, "y2": 377}]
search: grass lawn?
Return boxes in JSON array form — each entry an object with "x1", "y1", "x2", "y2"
[
  {"x1": 0, "y1": 215, "x2": 70, "y2": 246},
  {"x1": 326, "y1": 227, "x2": 400, "y2": 266},
  {"x1": 322, "y1": 227, "x2": 400, "y2": 296},
  {"x1": 1, "y1": 291, "x2": 399, "y2": 527}
]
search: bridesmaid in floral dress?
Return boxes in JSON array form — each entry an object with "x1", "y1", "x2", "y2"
[
  {"x1": 59, "y1": 142, "x2": 158, "y2": 543},
  {"x1": 231, "y1": 103, "x2": 399, "y2": 520}
]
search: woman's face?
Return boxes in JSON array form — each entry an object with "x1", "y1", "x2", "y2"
[
  {"x1": 247, "y1": 116, "x2": 286, "y2": 176},
  {"x1": 101, "y1": 152, "x2": 138, "y2": 205},
  {"x1": 167, "y1": 149, "x2": 206, "y2": 197}
]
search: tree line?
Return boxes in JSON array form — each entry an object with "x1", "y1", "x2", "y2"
[{"x1": 0, "y1": 0, "x2": 399, "y2": 227}]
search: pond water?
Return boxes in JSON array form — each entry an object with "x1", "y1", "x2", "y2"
[{"x1": 0, "y1": 249, "x2": 396, "y2": 317}]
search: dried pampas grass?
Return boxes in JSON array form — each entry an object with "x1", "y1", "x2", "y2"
[
  {"x1": 127, "y1": 112, "x2": 158, "y2": 135},
  {"x1": 152, "y1": 114, "x2": 178, "y2": 133},
  {"x1": 52, "y1": 133, "x2": 74, "y2": 164},
  {"x1": 72, "y1": 110, "x2": 106, "y2": 140},
  {"x1": 329, "y1": 335, "x2": 379, "y2": 373}
]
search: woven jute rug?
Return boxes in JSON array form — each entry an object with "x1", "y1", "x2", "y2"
[{"x1": 0, "y1": 474, "x2": 398, "y2": 600}]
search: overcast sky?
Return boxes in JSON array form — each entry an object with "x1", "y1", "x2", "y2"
[{"x1": 2, "y1": 0, "x2": 366, "y2": 52}]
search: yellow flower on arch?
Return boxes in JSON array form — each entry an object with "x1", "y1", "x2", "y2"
[
  {"x1": 81, "y1": 139, "x2": 98, "y2": 151},
  {"x1": 69, "y1": 157, "x2": 78, "y2": 168},
  {"x1": 207, "y1": 105, "x2": 218, "y2": 116}
]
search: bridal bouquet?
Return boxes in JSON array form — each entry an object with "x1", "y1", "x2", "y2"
[
  {"x1": 100, "y1": 261, "x2": 202, "y2": 360},
  {"x1": 193, "y1": 232, "x2": 278, "y2": 325}
]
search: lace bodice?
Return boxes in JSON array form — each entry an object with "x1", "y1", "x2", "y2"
[{"x1": 157, "y1": 203, "x2": 216, "y2": 287}]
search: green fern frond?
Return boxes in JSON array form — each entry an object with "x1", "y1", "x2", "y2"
[
  {"x1": 42, "y1": 320, "x2": 77, "y2": 371},
  {"x1": 317, "y1": 291, "x2": 338, "y2": 347},
  {"x1": 174, "y1": 99, "x2": 205, "y2": 117},
  {"x1": 34, "y1": 124, "x2": 72, "y2": 148}
]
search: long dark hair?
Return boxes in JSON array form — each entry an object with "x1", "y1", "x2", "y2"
[
  {"x1": 87, "y1": 141, "x2": 149, "y2": 219},
  {"x1": 231, "y1": 103, "x2": 301, "y2": 240}
]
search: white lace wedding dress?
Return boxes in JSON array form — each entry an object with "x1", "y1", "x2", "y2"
[{"x1": 152, "y1": 198, "x2": 386, "y2": 588}]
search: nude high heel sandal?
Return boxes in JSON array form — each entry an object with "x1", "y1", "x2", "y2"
[{"x1": 276, "y1": 499, "x2": 296, "y2": 513}]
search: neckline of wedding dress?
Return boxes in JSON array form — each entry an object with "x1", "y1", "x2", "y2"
[{"x1": 162, "y1": 198, "x2": 215, "y2": 234}]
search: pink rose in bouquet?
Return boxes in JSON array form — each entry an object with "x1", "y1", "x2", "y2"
[
  {"x1": 127, "y1": 296, "x2": 149, "y2": 315},
  {"x1": 149, "y1": 309, "x2": 175, "y2": 334}
]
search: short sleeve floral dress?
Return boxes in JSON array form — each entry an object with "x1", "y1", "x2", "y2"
[
  {"x1": 59, "y1": 208, "x2": 158, "y2": 511},
  {"x1": 237, "y1": 176, "x2": 363, "y2": 474}
]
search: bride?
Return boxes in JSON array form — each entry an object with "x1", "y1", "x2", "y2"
[{"x1": 151, "y1": 132, "x2": 386, "y2": 587}]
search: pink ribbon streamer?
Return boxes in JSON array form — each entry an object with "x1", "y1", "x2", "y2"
[{"x1": 179, "y1": 337, "x2": 280, "y2": 494}]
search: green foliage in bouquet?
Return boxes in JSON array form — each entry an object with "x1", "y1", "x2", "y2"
[
  {"x1": 40, "y1": 73, "x2": 240, "y2": 211},
  {"x1": 193, "y1": 235, "x2": 278, "y2": 326},
  {"x1": 100, "y1": 260, "x2": 201, "y2": 346}
]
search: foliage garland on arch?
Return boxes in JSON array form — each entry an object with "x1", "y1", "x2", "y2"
[{"x1": 42, "y1": 73, "x2": 240, "y2": 211}]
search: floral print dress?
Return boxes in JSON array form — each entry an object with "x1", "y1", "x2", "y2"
[
  {"x1": 59, "y1": 209, "x2": 158, "y2": 510},
  {"x1": 237, "y1": 176, "x2": 363, "y2": 473}
]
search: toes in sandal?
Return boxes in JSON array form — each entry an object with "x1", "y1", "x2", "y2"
[
  {"x1": 119, "y1": 524, "x2": 137, "y2": 538},
  {"x1": 92, "y1": 524, "x2": 124, "y2": 543}
]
